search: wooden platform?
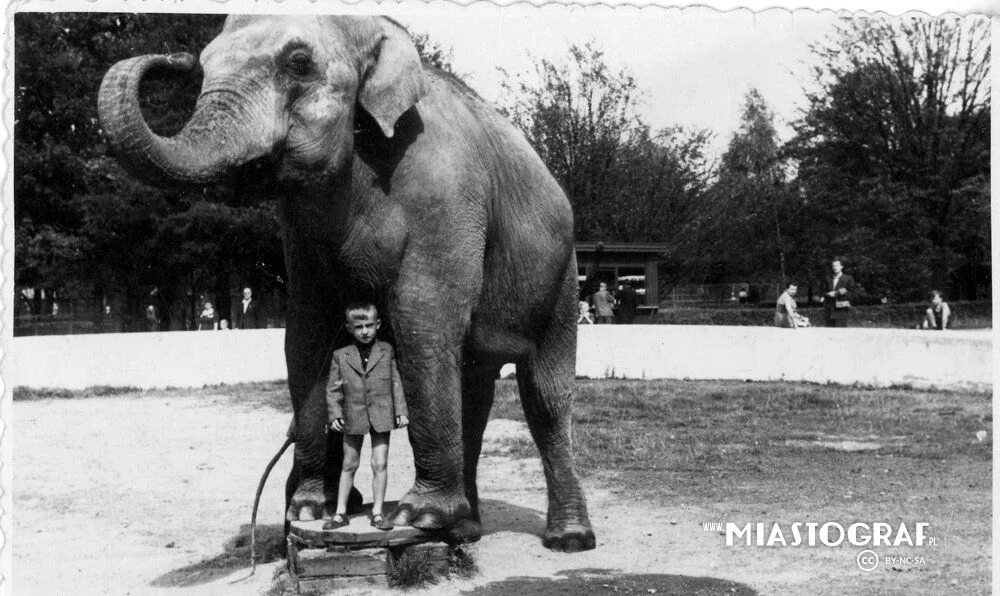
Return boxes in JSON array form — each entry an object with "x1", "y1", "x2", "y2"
[
  {"x1": 288, "y1": 513, "x2": 440, "y2": 549},
  {"x1": 287, "y1": 508, "x2": 452, "y2": 591}
]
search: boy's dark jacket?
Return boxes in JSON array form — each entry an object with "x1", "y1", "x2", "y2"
[{"x1": 326, "y1": 340, "x2": 407, "y2": 434}]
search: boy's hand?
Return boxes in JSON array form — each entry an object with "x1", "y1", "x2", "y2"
[
  {"x1": 396, "y1": 415, "x2": 409, "y2": 429},
  {"x1": 330, "y1": 418, "x2": 345, "y2": 432}
]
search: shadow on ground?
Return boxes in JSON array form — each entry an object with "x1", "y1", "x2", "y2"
[
  {"x1": 462, "y1": 568, "x2": 757, "y2": 595},
  {"x1": 150, "y1": 523, "x2": 286, "y2": 588},
  {"x1": 479, "y1": 498, "x2": 547, "y2": 539},
  {"x1": 149, "y1": 499, "x2": 548, "y2": 588}
]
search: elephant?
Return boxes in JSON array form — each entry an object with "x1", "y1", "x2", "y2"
[{"x1": 98, "y1": 14, "x2": 595, "y2": 552}]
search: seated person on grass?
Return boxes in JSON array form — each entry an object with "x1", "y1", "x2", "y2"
[
  {"x1": 921, "y1": 290, "x2": 952, "y2": 330},
  {"x1": 323, "y1": 302, "x2": 408, "y2": 531}
]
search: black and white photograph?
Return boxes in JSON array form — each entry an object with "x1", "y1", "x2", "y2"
[{"x1": 5, "y1": 1, "x2": 993, "y2": 594}]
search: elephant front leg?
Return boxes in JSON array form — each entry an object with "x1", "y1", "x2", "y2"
[
  {"x1": 387, "y1": 331, "x2": 476, "y2": 540},
  {"x1": 284, "y1": 301, "x2": 362, "y2": 522}
]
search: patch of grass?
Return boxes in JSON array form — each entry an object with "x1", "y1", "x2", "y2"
[
  {"x1": 449, "y1": 546, "x2": 479, "y2": 579},
  {"x1": 487, "y1": 378, "x2": 991, "y2": 490},
  {"x1": 13, "y1": 387, "x2": 76, "y2": 400},
  {"x1": 387, "y1": 545, "x2": 443, "y2": 590},
  {"x1": 490, "y1": 382, "x2": 524, "y2": 420},
  {"x1": 13, "y1": 385, "x2": 142, "y2": 400},
  {"x1": 483, "y1": 435, "x2": 537, "y2": 459},
  {"x1": 89, "y1": 385, "x2": 143, "y2": 396}
]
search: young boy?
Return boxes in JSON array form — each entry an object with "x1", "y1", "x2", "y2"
[{"x1": 323, "y1": 303, "x2": 408, "y2": 530}]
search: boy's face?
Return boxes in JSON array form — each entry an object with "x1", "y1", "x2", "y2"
[{"x1": 347, "y1": 311, "x2": 380, "y2": 344}]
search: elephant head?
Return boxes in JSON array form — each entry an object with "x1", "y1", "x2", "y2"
[{"x1": 98, "y1": 15, "x2": 429, "y2": 186}]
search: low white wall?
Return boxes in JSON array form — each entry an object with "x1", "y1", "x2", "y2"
[
  {"x1": 11, "y1": 330, "x2": 287, "y2": 390},
  {"x1": 570, "y1": 326, "x2": 992, "y2": 391},
  {"x1": 10, "y1": 326, "x2": 992, "y2": 391}
]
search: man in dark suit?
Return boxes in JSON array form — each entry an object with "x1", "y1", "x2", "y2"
[
  {"x1": 617, "y1": 281, "x2": 639, "y2": 324},
  {"x1": 823, "y1": 258, "x2": 855, "y2": 328},
  {"x1": 235, "y1": 286, "x2": 264, "y2": 329}
]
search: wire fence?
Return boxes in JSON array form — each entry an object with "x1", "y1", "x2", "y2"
[{"x1": 658, "y1": 283, "x2": 784, "y2": 308}]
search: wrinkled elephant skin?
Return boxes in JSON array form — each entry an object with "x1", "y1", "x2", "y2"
[{"x1": 98, "y1": 15, "x2": 595, "y2": 552}]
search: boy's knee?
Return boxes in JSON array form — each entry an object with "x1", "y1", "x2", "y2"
[
  {"x1": 342, "y1": 459, "x2": 360, "y2": 474},
  {"x1": 371, "y1": 459, "x2": 387, "y2": 474}
]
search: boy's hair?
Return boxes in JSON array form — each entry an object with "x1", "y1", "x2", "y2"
[
  {"x1": 345, "y1": 302, "x2": 378, "y2": 323},
  {"x1": 931, "y1": 289, "x2": 943, "y2": 299}
]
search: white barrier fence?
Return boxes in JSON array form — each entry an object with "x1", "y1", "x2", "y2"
[
  {"x1": 10, "y1": 326, "x2": 992, "y2": 392},
  {"x1": 571, "y1": 326, "x2": 992, "y2": 391}
]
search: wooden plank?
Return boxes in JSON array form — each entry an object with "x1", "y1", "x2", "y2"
[
  {"x1": 295, "y1": 548, "x2": 388, "y2": 577},
  {"x1": 290, "y1": 517, "x2": 434, "y2": 548},
  {"x1": 299, "y1": 574, "x2": 389, "y2": 592}
]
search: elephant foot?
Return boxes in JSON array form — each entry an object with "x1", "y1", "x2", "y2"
[
  {"x1": 388, "y1": 487, "x2": 479, "y2": 542},
  {"x1": 542, "y1": 522, "x2": 597, "y2": 553},
  {"x1": 287, "y1": 479, "x2": 363, "y2": 521}
]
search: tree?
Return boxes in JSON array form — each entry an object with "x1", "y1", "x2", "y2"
[
  {"x1": 498, "y1": 43, "x2": 711, "y2": 246},
  {"x1": 680, "y1": 89, "x2": 799, "y2": 285},
  {"x1": 15, "y1": 13, "x2": 287, "y2": 331},
  {"x1": 789, "y1": 16, "x2": 990, "y2": 300},
  {"x1": 411, "y1": 32, "x2": 456, "y2": 74}
]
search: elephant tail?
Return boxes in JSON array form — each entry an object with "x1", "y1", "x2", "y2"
[{"x1": 232, "y1": 434, "x2": 295, "y2": 581}]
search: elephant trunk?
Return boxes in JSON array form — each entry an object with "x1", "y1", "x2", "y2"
[{"x1": 98, "y1": 53, "x2": 274, "y2": 186}]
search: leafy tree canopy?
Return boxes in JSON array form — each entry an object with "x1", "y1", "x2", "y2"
[
  {"x1": 15, "y1": 13, "x2": 284, "y2": 330},
  {"x1": 789, "y1": 16, "x2": 990, "y2": 300},
  {"x1": 498, "y1": 43, "x2": 713, "y2": 246}
]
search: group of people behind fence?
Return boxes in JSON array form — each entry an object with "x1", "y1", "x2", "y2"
[
  {"x1": 579, "y1": 281, "x2": 641, "y2": 325},
  {"x1": 775, "y1": 257, "x2": 952, "y2": 330},
  {"x1": 190, "y1": 287, "x2": 266, "y2": 331}
]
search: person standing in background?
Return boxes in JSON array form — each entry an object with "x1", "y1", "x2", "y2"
[
  {"x1": 617, "y1": 281, "x2": 639, "y2": 324},
  {"x1": 823, "y1": 258, "x2": 855, "y2": 328},
  {"x1": 235, "y1": 287, "x2": 263, "y2": 329},
  {"x1": 144, "y1": 304, "x2": 160, "y2": 332},
  {"x1": 198, "y1": 301, "x2": 218, "y2": 330},
  {"x1": 592, "y1": 282, "x2": 616, "y2": 324}
]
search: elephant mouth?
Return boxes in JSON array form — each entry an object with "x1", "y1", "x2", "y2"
[{"x1": 229, "y1": 154, "x2": 284, "y2": 199}]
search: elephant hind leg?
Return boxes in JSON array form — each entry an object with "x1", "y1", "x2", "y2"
[
  {"x1": 517, "y1": 335, "x2": 595, "y2": 552},
  {"x1": 462, "y1": 364, "x2": 499, "y2": 527}
]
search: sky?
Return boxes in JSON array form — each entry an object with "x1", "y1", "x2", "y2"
[{"x1": 396, "y1": 7, "x2": 844, "y2": 161}]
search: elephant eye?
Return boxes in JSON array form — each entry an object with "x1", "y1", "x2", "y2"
[{"x1": 285, "y1": 51, "x2": 314, "y2": 77}]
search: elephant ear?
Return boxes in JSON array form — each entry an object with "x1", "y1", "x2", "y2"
[{"x1": 358, "y1": 21, "x2": 428, "y2": 138}]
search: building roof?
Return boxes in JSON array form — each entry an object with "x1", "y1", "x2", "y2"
[{"x1": 575, "y1": 242, "x2": 670, "y2": 254}]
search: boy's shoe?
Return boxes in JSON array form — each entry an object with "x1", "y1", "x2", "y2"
[
  {"x1": 370, "y1": 513, "x2": 393, "y2": 531},
  {"x1": 323, "y1": 513, "x2": 349, "y2": 530}
]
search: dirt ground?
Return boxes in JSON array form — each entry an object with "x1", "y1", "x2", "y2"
[{"x1": 13, "y1": 390, "x2": 989, "y2": 595}]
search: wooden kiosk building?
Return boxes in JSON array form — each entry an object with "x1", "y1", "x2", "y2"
[{"x1": 575, "y1": 242, "x2": 667, "y2": 312}]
